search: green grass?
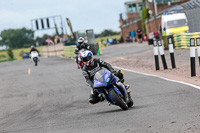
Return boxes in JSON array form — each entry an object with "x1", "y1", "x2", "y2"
[
  {"x1": 64, "y1": 46, "x2": 76, "y2": 58},
  {"x1": 95, "y1": 34, "x2": 120, "y2": 43},
  {"x1": 0, "y1": 46, "x2": 42, "y2": 60},
  {"x1": 0, "y1": 58, "x2": 17, "y2": 63}
]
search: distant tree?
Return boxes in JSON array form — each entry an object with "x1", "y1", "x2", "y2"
[
  {"x1": 0, "y1": 40, "x2": 3, "y2": 46},
  {"x1": 0, "y1": 27, "x2": 34, "y2": 48},
  {"x1": 141, "y1": 8, "x2": 149, "y2": 34}
]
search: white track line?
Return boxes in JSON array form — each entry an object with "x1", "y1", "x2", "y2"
[{"x1": 114, "y1": 66, "x2": 200, "y2": 90}]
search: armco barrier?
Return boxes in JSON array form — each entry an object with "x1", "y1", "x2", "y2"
[{"x1": 173, "y1": 32, "x2": 200, "y2": 49}]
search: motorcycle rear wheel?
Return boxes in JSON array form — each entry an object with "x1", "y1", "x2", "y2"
[{"x1": 109, "y1": 89, "x2": 128, "y2": 110}]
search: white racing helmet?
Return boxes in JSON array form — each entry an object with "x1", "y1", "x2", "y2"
[
  {"x1": 80, "y1": 50, "x2": 93, "y2": 66},
  {"x1": 78, "y1": 37, "x2": 85, "y2": 45}
]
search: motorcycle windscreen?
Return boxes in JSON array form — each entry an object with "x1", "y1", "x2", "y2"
[
  {"x1": 94, "y1": 70, "x2": 105, "y2": 83},
  {"x1": 93, "y1": 70, "x2": 111, "y2": 88}
]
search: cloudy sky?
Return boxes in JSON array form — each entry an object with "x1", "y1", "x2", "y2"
[{"x1": 0, "y1": 0, "x2": 128, "y2": 37}]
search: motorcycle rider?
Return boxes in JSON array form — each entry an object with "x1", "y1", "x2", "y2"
[
  {"x1": 74, "y1": 37, "x2": 90, "y2": 69},
  {"x1": 29, "y1": 45, "x2": 39, "y2": 54},
  {"x1": 29, "y1": 45, "x2": 40, "y2": 66},
  {"x1": 80, "y1": 50, "x2": 130, "y2": 104}
]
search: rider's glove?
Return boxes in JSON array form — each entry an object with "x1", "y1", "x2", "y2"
[
  {"x1": 111, "y1": 70, "x2": 117, "y2": 75},
  {"x1": 74, "y1": 48, "x2": 78, "y2": 54}
]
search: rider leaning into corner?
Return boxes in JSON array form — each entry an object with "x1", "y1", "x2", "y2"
[
  {"x1": 74, "y1": 37, "x2": 90, "y2": 69},
  {"x1": 80, "y1": 50, "x2": 130, "y2": 104}
]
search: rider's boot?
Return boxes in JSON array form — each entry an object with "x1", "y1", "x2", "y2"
[
  {"x1": 123, "y1": 82, "x2": 130, "y2": 90},
  {"x1": 89, "y1": 90, "x2": 104, "y2": 105},
  {"x1": 99, "y1": 94, "x2": 105, "y2": 102}
]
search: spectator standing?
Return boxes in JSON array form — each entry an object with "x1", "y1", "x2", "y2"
[
  {"x1": 136, "y1": 28, "x2": 143, "y2": 43},
  {"x1": 106, "y1": 38, "x2": 109, "y2": 44},
  {"x1": 60, "y1": 35, "x2": 67, "y2": 43},
  {"x1": 45, "y1": 38, "x2": 54, "y2": 45},
  {"x1": 130, "y1": 30, "x2": 136, "y2": 43},
  {"x1": 119, "y1": 36, "x2": 124, "y2": 43}
]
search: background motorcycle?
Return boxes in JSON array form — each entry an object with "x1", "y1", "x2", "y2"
[
  {"x1": 30, "y1": 51, "x2": 39, "y2": 66},
  {"x1": 93, "y1": 69, "x2": 133, "y2": 110}
]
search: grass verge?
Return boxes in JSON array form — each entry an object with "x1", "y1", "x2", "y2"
[
  {"x1": 0, "y1": 47, "x2": 42, "y2": 61},
  {"x1": 95, "y1": 34, "x2": 120, "y2": 43},
  {"x1": 0, "y1": 58, "x2": 17, "y2": 63}
]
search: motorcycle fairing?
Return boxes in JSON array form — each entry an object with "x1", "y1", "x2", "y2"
[
  {"x1": 94, "y1": 70, "x2": 113, "y2": 88},
  {"x1": 117, "y1": 82, "x2": 127, "y2": 102}
]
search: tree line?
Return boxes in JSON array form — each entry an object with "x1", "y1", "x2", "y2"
[
  {"x1": 0, "y1": 27, "x2": 58, "y2": 49},
  {"x1": 95, "y1": 29, "x2": 120, "y2": 38},
  {"x1": 0, "y1": 28, "x2": 120, "y2": 49},
  {"x1": 0, "y1": 28, "x2": 34, "y2": 49}
]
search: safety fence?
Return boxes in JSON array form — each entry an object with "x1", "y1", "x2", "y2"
[
  {"x1": 42, "y1": 43, "x2": 64, "y2": 57},
  {"x1": 173, "y1": 32, "x2": 200, "y2": 49}
]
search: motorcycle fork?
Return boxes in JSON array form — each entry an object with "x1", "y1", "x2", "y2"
[{"x1": 114, "y1": 83, "x2": 128, "y2": 102}]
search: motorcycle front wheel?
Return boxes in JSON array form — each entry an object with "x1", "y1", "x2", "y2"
[
  {"x1": 127, "y1": 93, "x2": 134, "y2": 107},
  {"x1": 109, "y1": 89, "x2": 128, "y2": 110}
]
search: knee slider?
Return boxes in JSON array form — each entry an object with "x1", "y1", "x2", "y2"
[{"x1": 89, "y1": 97, "x2": 100, "y2": 104}]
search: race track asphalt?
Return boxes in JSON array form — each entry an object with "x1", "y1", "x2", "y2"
[{"x1": 0, "y1": 44, "x2": 200, "y2": 133}]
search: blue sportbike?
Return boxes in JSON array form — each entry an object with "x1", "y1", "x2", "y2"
[{"x1": 93, "y1": 69, "x2": 133, "y2": 110}]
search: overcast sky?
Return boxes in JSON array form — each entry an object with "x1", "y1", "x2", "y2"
[{"x1": 0, "y1": 0, "x2": 128, "y2": 37}]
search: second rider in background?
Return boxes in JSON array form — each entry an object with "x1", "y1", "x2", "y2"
[{"x1": 74, "y1": 37, "x2": 90, "y2": 69}]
